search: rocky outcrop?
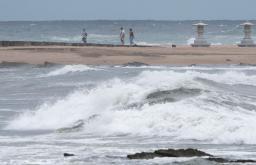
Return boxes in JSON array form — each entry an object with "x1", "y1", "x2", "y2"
[
  {"x1": 207, "y1": 157, "x2": 256, "y2": 163},
  {"x1": 63, "y1": 153, "x2": 75, "y2": 157},
  {"x1": 127, "y1": 148, "x2": 256, "y2": 163},
  {"x1": 127, "y1": 152, "x2": 161, "y2": 159},
  {"x1": 127, "y1": 148, "x2": 211, "y2": 159},
  {"x1": 154, "y1": 148, "x2": 212, "y2": 157}
]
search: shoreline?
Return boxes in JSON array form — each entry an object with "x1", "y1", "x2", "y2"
[{"x1": 1, "y1": 44, "x2": 256, "y2": 65}]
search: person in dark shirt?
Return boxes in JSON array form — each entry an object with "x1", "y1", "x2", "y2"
[
  {"x1": 129, "y1": 28, "x2": 135, "y2": 46},
  {"x1": 82, "y1": 28, "x2": 88, "y2": 44}
]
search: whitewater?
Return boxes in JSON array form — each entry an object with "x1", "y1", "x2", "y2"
[{"x1": 1, "y1": 64, "x2": 256, "y2": 164}]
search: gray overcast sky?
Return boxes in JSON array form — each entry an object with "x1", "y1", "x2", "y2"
[{"x1": 0, "y1": 0, "x2": 256, "y2": 21}]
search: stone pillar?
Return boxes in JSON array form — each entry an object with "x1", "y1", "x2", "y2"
[
  {"x1": 191, "y1": 22, "x2": 210, "y2": 47},
  {"x1": 238, "y1": 22, "x2": 256, "y2": 47}
]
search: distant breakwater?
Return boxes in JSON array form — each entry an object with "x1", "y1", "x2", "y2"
[{"x1": 0, "y1": 41, "x2": 151, "y2": 47}]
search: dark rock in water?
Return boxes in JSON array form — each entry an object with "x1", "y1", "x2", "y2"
[
  {"x1": 127, "y1": 148, "x2": 211, "y2": 160},
  {"x1": 233, "y1": 159, "x2": 256, "y2": 163},
  {"x1": 207, "y1": 157, "x2": 229, "y2": 163},
  {"x1": 123, "y1": 61, "x2": 149, "y2": 67},
  {"x1": 207, "y1": 157, "x2": 256, "y2": 163},
  {"x1": 127, "y1": 148, "x2": 256, "y2": 163},
  {"x1": 64, "y1": 153, "x2": 75, "y2": 157},
  {"x1": 127, "y1": 152, "x2": 161, "y2": 159},
  {"x1": 155, "y1": 148, "x2": 212, "y2": 157},
  {"x1": 146, "y1": 88, "x2": 201, "y2": 104}
]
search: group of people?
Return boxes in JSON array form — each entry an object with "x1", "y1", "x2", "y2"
[
  {"x1": 120, "y1": 27, "x2": 135, "y2": 45},
  {"x1": 81, "y1": 27, "x2": 135, "y2": 46}
]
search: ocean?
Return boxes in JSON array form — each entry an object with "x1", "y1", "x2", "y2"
[
  {"x1": 0, "y1": 20, "x2": 255, "y2": 45},
  {"x1": 1, "y1": 64, "x2": 256, "y2": 164}
]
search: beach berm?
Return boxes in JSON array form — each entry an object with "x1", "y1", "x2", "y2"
[{"x1": 0, "y1": 45, "x2": 256, "y2": 65}]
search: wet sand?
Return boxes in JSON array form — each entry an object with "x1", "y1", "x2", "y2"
[{"x1": 0, "y1": 45, "x2": 256, "y2": 65}]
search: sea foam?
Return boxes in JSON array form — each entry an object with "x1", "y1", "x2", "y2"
[
  {"x1": 44, "y1": 65, "x2": 99, "y2": 77},
  {"x1": 186, "y1": 37, "x2": 195, "y2": 45},
  {"x1": 48, "y1": 34, "x2": 117, "y2": 43},
  {"x1": 6, "y1": 70, "x2": 256, "y2": 144}
]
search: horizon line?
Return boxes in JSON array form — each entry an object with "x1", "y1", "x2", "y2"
[{"x1": 0, "y1": 19, "x2": 255, "y2": 22}]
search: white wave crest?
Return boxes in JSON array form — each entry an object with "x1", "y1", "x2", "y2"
[
  {"x1": 47, "y1": 34, "x2": 117, "y2": 43},
  {"x1": 45, "y1": 65, "x2": 99, "y2": 77},
  {"x1": 136, "y1": 41, "x2": 173, "y2": 47},
  {"x1": 6, "y1": 70, "x2": 256, "y2": 144},
  {"x1": 187, "y1": 38, "x2": 222, "y2": 46},
  {"x1": 187, "y1": 37, "x2": 195, "y2": 45},
  {"x1": 49, "y1": 36, "x2": 81, "y2": 42}
]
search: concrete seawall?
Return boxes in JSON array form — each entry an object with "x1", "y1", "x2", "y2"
[{"x1": 0, "y1": 41, "x2": 151, "y2": 47}]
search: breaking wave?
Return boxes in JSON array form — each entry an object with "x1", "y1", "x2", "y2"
[
  {"x1": 136, "y1": 41, "x2": 173, "y2": 47},
  {"x1": 187, "y1": 37, "x2": 195, "y2": 45},
  {"x1": 47, "y1": 34, "x2": 117, "y2": 43},
  {"x1": 186, "y1": 38, "x2": 222, "y2": 46},
  {"x1": 48, "y1": 36, "x2": 81, "y2": 42},
  {"x1": 44, "y1": 65, "x2": 100, "y2": 77},
  {"x1": 6, "y1": 69, "x2": 256, "y2": 144}
]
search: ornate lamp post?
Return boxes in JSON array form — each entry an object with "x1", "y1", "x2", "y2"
[
  {"x1": 238, "y1": 22, "x2": 256, "y2": 47},
  {"x1": 191, "y1": 22, "x2": 210, "y2": 47}
]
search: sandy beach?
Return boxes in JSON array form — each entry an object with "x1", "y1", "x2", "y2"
[{"x1": 0, "y1": 45, "x2": 256, "y2": 65}]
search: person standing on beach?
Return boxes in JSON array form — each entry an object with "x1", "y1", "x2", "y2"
[
  {"x1": 82, "y1": 28, "x2": 88, "y2": 44},
  {"x1": 129, "y1": 28, "x2": 135, "y2": 46},
  {"x1": 120, "y1": 27, "x2": 125, "y2": 45}
]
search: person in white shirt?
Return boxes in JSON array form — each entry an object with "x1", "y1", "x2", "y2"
[
  {"x1": 81, "y1": 28, "x2": 88, "y2": 44},
  {"x1": 120, "y1": 27, "x2": 125, "y2": 45}
]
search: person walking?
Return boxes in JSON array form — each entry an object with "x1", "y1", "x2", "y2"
[
  {"x1": 120, "y1": 27, "x2": 125, "y2": 45},
  {"x1": 81, "y1": 28, "x2": 88, "y2": 44},
  {"x1": 129, "y1": 28, "x2": 135, "y2": 46}
]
